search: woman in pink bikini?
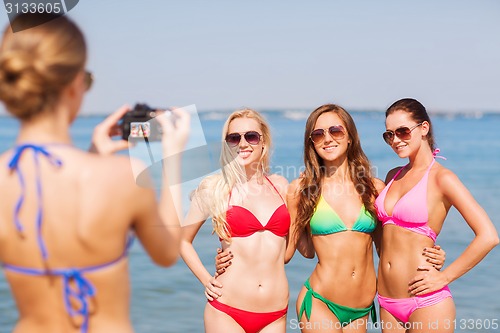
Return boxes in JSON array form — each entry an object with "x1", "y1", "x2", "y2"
[
  {"x1": 180, "y1": 108, "x2": 290, "y2": 333},
  {"x1": 376, "y1": 98, "x2": 499, "y2": 332}
]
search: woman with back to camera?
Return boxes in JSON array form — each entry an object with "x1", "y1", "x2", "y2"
[
  {"x1": 181, "y1": 108, "x2": 290, "y2": 333},
  {"x1": 214, "y1": 104, "x2": 446, "y2": 333},
  {"x1": 0, "y1": 13, "x2": 189, "y2": 333},
  {"x1": 376, "y1": 98, "x2": 499, "y2": 332}
]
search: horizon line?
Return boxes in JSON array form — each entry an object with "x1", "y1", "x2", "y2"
[{"x1": 1, "y1": 107, "x2": 500, "y2": 117}]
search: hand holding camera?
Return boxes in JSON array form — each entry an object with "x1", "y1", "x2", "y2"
[
  {"x1": 89, "y1": 104, "x2": 131, "y2": 155},
  {"x1": 90, "y1": 103, "x2": 189, "y2": 156},
  {"x1": 120, "y1": 103, "x2": 172, "y2": 142}
]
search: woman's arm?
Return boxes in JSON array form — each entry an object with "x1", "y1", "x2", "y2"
[
  {"x1": 89, "y1": 105, "x2": 131, "y2": 155},
  {"x1": 285, "y1": 178, "x2": 315, "y2": 263},
  {"x1": 132, "y1": 108, "x2": 191, "y2": 266},
  {"x1": 180, "y1": 192, "x2": 223, "y2": 301},
  {"x1": 438, "y1": 169, "x2": 499, "y2": 282},
  {"x1": 409, "y1": 169, "x2": 499, "y2": 295},
  {"x1": 372, "y1": 177, "x2": 386, "y2": 256}
]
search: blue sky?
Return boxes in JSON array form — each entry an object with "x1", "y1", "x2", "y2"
[{"x1": 1, "y1": 0, "x2": 500, "y2": 115}]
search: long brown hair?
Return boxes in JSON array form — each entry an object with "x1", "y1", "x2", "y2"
[{"x1": 295, "y1": 104, "x2": 378, "y2": 237}]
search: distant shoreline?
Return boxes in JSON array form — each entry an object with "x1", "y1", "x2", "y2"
[{"x1": 1, "y1": 108, "x2": 500, "y2": 118}]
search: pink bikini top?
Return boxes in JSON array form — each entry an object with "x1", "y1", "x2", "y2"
[
  {"x1": 375, "y1": 157, "x2": 439, "y2": 242},
  {"x1": 225, "y1": 176, "x2": 290, "y2": 238}
]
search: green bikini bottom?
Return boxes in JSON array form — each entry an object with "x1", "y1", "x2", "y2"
[{"x1": 298, "y1": 279, "x2": 377, "y2": 327}]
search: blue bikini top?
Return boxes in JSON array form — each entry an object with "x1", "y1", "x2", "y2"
[
  {"x1": 2, "y1": 143, "x2": 133, "y2": 333},
  {"x1": 310, "y1": 195, "x2": 376, "y2": 235}
]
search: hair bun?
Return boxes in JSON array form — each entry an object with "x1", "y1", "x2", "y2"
[
  {"x1": 0, "y1": 50, "x2": 47, "y2": 119},
  {"x1": 0, "y1": 13, "x2": 86, "y2": 120}
]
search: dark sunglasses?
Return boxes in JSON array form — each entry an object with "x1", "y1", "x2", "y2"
[
  {"x1": 225, "y1": 131, "x2": 262, "y2": 147},
  {"x1": 84, "y1": 70, "x2": 94, "y2": 91},
  {"x1": 310, "y1": 125, "x2": 345, "y2": 144},
  {"x1": 382, "y1": 122, "x2": 423, "y2": 145}
]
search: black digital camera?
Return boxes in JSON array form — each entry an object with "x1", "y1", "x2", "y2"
[{"x1": 120, "y1": 103, "x2": 164, "y2": 141}]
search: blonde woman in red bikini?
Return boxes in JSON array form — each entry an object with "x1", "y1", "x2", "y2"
[{"x1": 181, "y1": 109, "x2": 290, "y2": 333}]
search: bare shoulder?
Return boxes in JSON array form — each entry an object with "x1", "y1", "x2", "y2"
[
  {"x1": 187, "y1": 174, "x2": 220, "y2": 219},
  {"x1": 0, "y1": 149, "x2": 12, "y2": 177},
  {"x1": 195, "y1": 173, "x2": 221, "y2": 194},
  {"x1": 189, "y1": 174, "x2": 220, "y2": 208},
  {"x1": 83, "y1": 153, "x2": 147, "y2": 191},
  {"x1": 0, "y1": 150, "x2": 16, "y2": 183},
  {"x1": 434, "y1": 164, "x2": 461, "y2": 189},
  {"x1": 288, "y1": 177, "x2": 301, "y2": 191},
  {"x1": 194, "y1": 174, "x2": 219, "y2": 195},
  {"x1": 268, "y1": 173, "x2": 289, "y2": 188},
  {"x1": 0, "y1": 149, "x2": 11, "y2": 161},
  {"x1": 372, "y1": 177, "x2": 386, "y2": 194},
  {"x1": 267, "y1": 174, "x2": 289, "y2": 199},
  {"x1": 286, "y1": 177, "x2": 302, "y2": 199},
  {"x1": 93, "y1": 154, "x2": 139, "y2": 175},
  {"x1": 385, "y1": 166, "x2": 404, "y2": 184}
]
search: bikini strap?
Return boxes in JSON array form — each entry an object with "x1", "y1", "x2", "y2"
[
  {"x1": 391, "y1": 147, "x2": 446, "y2": 181},
  {"x1": 228, "y1": 175, "x2": 284, "y2": 207},
  {"x1": 425, "y1": 158, "x2": 435, "y2": 172},
  {"x1": 3, "y1": 263, "x2": 95, "y2": 333},
  {"x1": 2, "y1": 232, "x2": 133, "y2": 333},
  {"x1": 390, "y1": 166, "x2": 407, "y2": 182},
  {"x1": 424, "y1": 148, "x2": 447, "y2": 174},
  {"x1": 8, "y1": 144, "x2": 64, "y2": 261},
  {"x1": 264, "y1": 175, "x2": 285, "y2": 202},
  {"x1": 432, "y1": 148, "x2": 447, "y2": 160},
  {"x1": 299, "y1": 278, "x2": 377, "y2": 325}
]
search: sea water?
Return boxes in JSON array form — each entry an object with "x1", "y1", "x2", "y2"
[{"x1": 0, "y1": 110, "x2": 499, "y2": 332}]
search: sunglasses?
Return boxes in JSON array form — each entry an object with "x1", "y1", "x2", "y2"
[
  {"x1": 310, "y1": 125, "x2": 345, "y2": 144},
  {"x1": 225, "y1": 131, "x2": 262, "y2": 147},
  {"x1": 84, "y1": 70, "x2": 94, "y2": 91},
  {"x1": 382, "y1": 122, "x2": 423, "y2": 145}
]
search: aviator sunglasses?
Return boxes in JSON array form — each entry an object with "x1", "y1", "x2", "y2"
[
  {"x1": 309, "y1": 125, "x2": 345, "y2": 144},
  {"x1": 382, "y1": 122, "x2": 423, "y2": 145},
  {"x1": 225, "y1": 131, "x2": 262, "y2": 147}
]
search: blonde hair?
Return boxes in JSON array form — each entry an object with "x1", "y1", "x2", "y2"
[
  {"x1": 192, "y1": 108, "x2": 272, "y2": 241},
  {"x1": 0, "y1": 13, "x2": 86, "y2": 119}
]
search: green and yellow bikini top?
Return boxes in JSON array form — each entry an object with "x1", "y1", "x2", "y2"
[{"x1": 310, "y1": 195, "x2": 376, "y2": 235}]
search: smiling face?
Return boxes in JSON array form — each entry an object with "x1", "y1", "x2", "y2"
[
  {"x1": 311, "y1": 111, "x2": 350, "y2": 163},
  {"x1": 226, "y1": 117, "x2": 264, "y2": 169},
  {"x1": 385, "y1": 110, "x2": 429, "y2": 158}
]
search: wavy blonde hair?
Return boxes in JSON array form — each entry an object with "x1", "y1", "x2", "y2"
[{"x1": 191, "y1": 108, "x2": 272, "y2": 241}]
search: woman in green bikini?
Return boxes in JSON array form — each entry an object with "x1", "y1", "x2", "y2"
[{"x1": 285, "y1": 104, "x2": 382, "y2": 332}]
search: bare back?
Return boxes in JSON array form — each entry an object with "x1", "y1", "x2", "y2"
[{"x1": 0, "y1": 146, "x2": 149, "y2": 333}]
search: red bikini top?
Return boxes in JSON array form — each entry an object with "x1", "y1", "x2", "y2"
[{"x1": 225, "y1": 176, "x2": 290, "y2": 238}]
